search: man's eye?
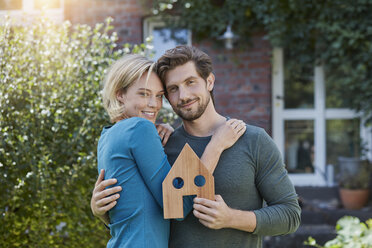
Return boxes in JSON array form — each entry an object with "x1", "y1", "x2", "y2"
[
  {"x1": 156, "y1": 94, "x2": 164, "y2": 98},
  {"x1": 168, "y1": 87, "x2": 177, "y2": 93},
  {"x1": 187, "y1": 80, "x2": 194, "y2": 85}
]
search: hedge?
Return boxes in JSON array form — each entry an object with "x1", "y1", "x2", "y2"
[{"x1": 0, "y1": 16, "x2": 174, "y2": 247}]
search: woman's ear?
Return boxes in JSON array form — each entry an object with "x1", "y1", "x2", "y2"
[
  {"x1": 116, "y1": 91, "x2": 126, "y2": 104},
  {"x1": 206, "y1": 73, "x2": 215, "y2": 91}
]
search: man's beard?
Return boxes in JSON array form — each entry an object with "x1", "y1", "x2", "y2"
[{"x1": 174, "y1": 95, "x2": 210, "y2": 121}]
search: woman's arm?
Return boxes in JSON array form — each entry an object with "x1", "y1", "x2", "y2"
[
  {"x1": 201, "y1": 119, "x2": 246, "y2": 173},
  {"x1": 155, "y1": 123, "x2": 174, "y2": 146},
  {"x1": 180, "y1": 119, "x2": 246, "y2": 218}
]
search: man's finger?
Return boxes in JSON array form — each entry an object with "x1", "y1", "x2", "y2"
[
  {"x1": 199, "y1": 219, "x2": 213, "y2": 229},
  {"x1": 194, "y1": 197, "x2": 217, "y2": 208},
  {"x1": 100, "y1": 200, "x2": 117, "y2": 213},
  {"x1": 215, "y1": 194, "x2": 224, "y2": 201},
  {"x1": 96, "y1": 193, "x2": 120, "y2": 207},
  {"x1": 95, "y1": 178, "x2": 118, "y2": 192},
  {"x1": 193, "y1": 209, "x2": 214, "y2": 223},
  {"x1": 193, "y1": 203, "x2": 216, "y2": 217},
  {"x1": 95, "y1": 169, "x2": 105, "y2": 187},
  {"x1": 97, "y1": 186, "x2": 122, "y2": 199}
]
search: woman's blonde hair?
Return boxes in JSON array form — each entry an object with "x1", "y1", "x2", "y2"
[{"x1": 102, "y1": 54, "x2": 155, "y2": 123}]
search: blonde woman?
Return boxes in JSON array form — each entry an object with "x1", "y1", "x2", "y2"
[{"x1": 97, "y1": 54, "x2": 246, "y2": 247}]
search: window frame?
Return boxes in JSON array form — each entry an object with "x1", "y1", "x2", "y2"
[
  {"x1": 143, "y1": 16, "x2": 192, "y2": 60},
  {"x1": 272, "y1": 48, "x2": 372, "y2": 186}
]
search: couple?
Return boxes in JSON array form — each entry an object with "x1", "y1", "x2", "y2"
[{"x1": 93, "y1": 46, "x2": 301, "y2": 248}]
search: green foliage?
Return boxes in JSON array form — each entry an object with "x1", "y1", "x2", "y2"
[
  {"x1": 337, "y1": 159, "x2": 371, "y2": 189},
  {"x1": 305, "y1": 216, "x2": 372, "y2": 248},
  {"x1": 153, "y1": 0, "x2": 372, "y2": 124},
  {"x1": 0, "y1": 16, "x2": 170, "y2": 247}
]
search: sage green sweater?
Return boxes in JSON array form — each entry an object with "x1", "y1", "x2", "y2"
[{"x1": 164, "y1": 124, "x2": 301, "y2": 248}]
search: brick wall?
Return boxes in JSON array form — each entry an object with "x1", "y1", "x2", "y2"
[
  {"x1": 64, "y1": 0, "x2": 149, "y2": 44},
  {"x1": 64, "y1": 1, "x2": 272, "y2": 133},
  {"x1": 196, "y1": 36, "x2": 272, "y2": 132}
]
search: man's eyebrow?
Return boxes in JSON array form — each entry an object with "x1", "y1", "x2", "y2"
[
  {"x1": 183, "y1": 76, "x2": 197, "y2": 82},
  {"x1": 167, "y1": 76, "x2": 197, "y2": 88}
]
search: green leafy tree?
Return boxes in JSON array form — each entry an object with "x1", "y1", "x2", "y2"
[
  {"x1": 0, "y1": 16, "x2": 174, "y2": 247},
  {"x1": 152, "y1": 0, "x2": 372, "y2": 124}
]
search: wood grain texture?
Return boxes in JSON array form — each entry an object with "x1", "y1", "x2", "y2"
[{"x1": 162, "y1": 143, "x2": 215, "y2": 219}]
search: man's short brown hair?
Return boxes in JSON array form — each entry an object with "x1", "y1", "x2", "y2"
[{"x1": 156, "y1": 45, "x2": 215, "y2": 102}]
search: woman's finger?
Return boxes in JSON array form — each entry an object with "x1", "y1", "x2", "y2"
[{"x1": 162, "y1": 132, "x2": 171, "y2": 146}]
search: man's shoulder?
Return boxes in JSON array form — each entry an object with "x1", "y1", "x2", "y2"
[
  {"x1": 240, "y1": 123, "x2": 266, "y2": 141},
  {"x1": 245, "y1": 123, "x2": 264, "y2": 134}
]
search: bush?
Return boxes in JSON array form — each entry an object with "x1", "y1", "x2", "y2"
[
  {"x1": 0, "y1": 16, "x2": 171, "y2": 247},
  {"x1": 305, "y1": 216, "x2": 372, "y2": 248}
]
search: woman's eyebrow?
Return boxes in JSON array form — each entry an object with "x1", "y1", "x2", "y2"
[{"x1": 138, "y1": 88, "x2": 165, "y2": 93}]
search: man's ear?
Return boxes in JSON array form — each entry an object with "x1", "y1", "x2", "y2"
[
  {"x1": 116, "y1": 90, "x2": 126, "y2": 104},
  {"x1": 206, "y1": 73, "x2": 215, "y2": 91}
]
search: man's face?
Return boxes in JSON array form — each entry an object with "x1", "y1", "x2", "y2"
[{"x1": 164, "y1": 61, "x2": 214, "y2": 121}]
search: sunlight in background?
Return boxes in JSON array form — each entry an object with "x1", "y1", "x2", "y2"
[
  {"x1": 34, "y1": 0, "x2": 60, "y2": 9},
  {"x1": 0, "y1": 0, "x2": 22, "y2": 10},
  {"x1": 0, "y1": 0, "x2": 61, "y2": 11}
]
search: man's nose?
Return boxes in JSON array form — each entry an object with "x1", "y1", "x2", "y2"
[{"x1": 179, "y1": 86, "x2": 191, "y2": 100}]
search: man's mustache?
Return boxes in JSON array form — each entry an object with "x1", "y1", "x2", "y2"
[{"x1": 177, "y1": 98, "x2": 199, "y2": 108}]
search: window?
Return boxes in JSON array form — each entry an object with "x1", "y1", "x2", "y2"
[
  {"x1": 272, "y1": 48, "x2": 371, "y2": 186},
  {"x1": 0, "y1": 0, "x2": 64, "y2": 23},
  {"x1": 143, "y1": 17, "x2": 191, "y2": 61}
]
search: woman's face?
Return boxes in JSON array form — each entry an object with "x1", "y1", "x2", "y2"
[{"x1": 117, "y1": 71, "x2": 164, "y2": 124}]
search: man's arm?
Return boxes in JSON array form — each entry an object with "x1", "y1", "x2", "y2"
[
  {"x1": 91, "y1": 169, "x2": 121, "y2": 225},
  {"x1": 193, "y1": 128, "x2": 301, "y2": 235},
  {"x1": 250, "y1": 129, "x2": 301, "y2": 235},
  {"x1": 193, "y1": 195, "x2": 257, "y2": 232},
  {"x1": 90, "y1": 123, "x2": 175, "y2": 225}
]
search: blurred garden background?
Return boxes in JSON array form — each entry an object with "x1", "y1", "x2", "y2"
[{"x1": 1, "y1": 0, "x2": 372, "y2": 247}]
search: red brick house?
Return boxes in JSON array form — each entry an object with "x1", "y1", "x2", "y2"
[{"x1": 2, "y1": 0, "x2": 371, "y2": 189}]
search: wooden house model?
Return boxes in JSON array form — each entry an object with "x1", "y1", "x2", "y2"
[{"x1": 162, "y1": 143, "x2": 215, "y2": 219}]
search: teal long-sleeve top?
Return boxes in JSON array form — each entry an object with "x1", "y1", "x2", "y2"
[{"x1": 97, "y1": 117, "x2": 192, "y2": 248}]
